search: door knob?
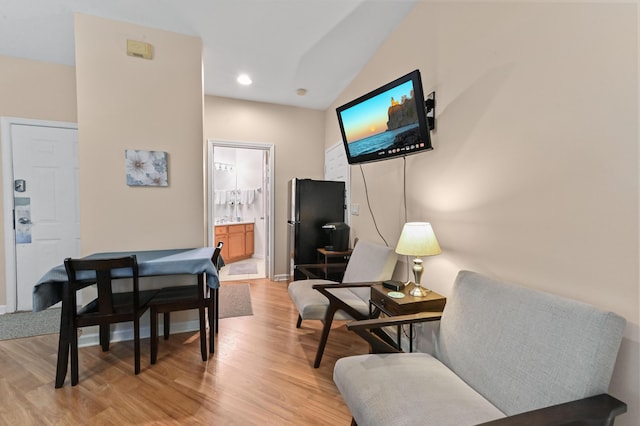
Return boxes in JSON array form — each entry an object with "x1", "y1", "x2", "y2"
[
  {"x1": 18, "y1": 217, "x2": 31, "y2": 225},
  {"x1": 14, "y1": 179, "x2": 26, "y2": 192}
]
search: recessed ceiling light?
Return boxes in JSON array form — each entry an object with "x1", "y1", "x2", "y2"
[
  {"x1": 237, "y1": 74, "x2": 252, "y2": 86},
  {"x1": 296, "y1": 88, "x2": 307, "y2": 96}
]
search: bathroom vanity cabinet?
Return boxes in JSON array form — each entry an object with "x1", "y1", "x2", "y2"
[{"x1": 215, "y1": 222, "x2": 254, "y2": 262}]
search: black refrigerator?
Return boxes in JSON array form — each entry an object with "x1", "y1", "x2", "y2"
[{"x1": 287, "y1": 178, "x2": 346, "y2": 279}]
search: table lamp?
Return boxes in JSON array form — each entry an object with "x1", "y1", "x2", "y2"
[{"x1": 395, "y1": 222, "x2": 442, "y2": 297}]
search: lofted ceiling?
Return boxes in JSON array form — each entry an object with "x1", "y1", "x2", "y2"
[{"x1": 0, "y1": 0, "x2": 417, "y2": 110}]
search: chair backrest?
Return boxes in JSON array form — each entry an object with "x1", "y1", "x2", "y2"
[
  {"x1": 341, "y1": 240, "x2": 397, "y2": 301},
  {"x1": 64, "y1": 255, "x2": 140, "y2": 318},
  {"x1": 212, "y1": 241, "x2": 224, "y2": 270},
  {"x1": 435, "y1": 270, "x2": 626, "y2": 416},
  {"x1": 212, "y1": 241, "x2": 225, "y2": 271}
]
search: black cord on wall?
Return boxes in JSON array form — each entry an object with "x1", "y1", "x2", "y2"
[
  {"x1": 403, "y1": 157, "x2": 408, "y2": 223},
  {"x1": 401, "y1": 156, "x2": 411, "y2": 280},
  {"x1": 359, "y1": 164, "x2": 389, "y2": 247},
  {"x1": 359, "y1": 156, "x2": 414, "y2": 343}
]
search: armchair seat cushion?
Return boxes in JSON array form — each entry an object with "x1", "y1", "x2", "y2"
[
  {"x1": 288, "y1": 279, "x2": 369, "y2": 321},
  {"x1": 334, "y1": 352, "x2": 504, "y2": 426}
]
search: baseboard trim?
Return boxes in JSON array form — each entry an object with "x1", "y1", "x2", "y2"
[
  {"x1": 78, "y1": 319, "x2": 202, "y2": 347},
  {"x1": 273, "y1": 274, "x2": 289, "y2": 282},
  {"x1": 0, "y1": 305, "x2": 6, "y2": 315}
]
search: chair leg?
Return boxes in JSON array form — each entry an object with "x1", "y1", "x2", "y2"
[
  {"x1": 198, "y1": 306, "x2": 207, "y2": 361},
  {"x1": 67, "y1": 281, "x2": 80, "y2": 386},
  {"x1": 55, "y1": 291, "x2": 72, "y2": 388},
  {"x1": 163, "y1": 313, "x2": 171, "y2": 340},
  {"x1": 99, "y1": 324, "x2": 110, "y2": 351},
  {"x1": 150, "y1": 308, "x2": 159, "y2": 365},
  {"x1": 313, "y1": 305, "x2": 338, "y2": 368},
  {"x1": 215, "y1": 288, "x2": 219, "y2": 334},
  {"x1": 296, "y1": 314, "x2": 303, "y2": 328},
  {"x1": 208, "y1": 295, "x2": 215, "y2": 354},
  {"x1": 70, "y1": 323, "x2": 79, "y2": 386},
  {"x1": 55, "y1": 338, "x2": 70, "y2": 388},
  {"x1": 134, "y1": 316, "x2": 141, "y2": 375}
]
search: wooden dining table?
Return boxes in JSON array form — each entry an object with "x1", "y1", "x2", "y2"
[{"x1": 32, "y1": 247, "x2": 220, "y2": 388}]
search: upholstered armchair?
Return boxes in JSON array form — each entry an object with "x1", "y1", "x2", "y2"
[{"x1": 288, "y1": 240, "x2": 397, "y2": 367}]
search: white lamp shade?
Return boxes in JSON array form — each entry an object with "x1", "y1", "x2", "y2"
[{"x1": 395, "y1": 222, "x2": 442, "y2": 256}]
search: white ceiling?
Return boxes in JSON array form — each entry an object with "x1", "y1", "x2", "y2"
[{"x1": 0, "y1": 0, "x2": 417, "y2": 110}]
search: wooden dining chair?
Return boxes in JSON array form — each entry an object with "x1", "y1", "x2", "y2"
[
  {"x1": 56, "y1": 255, "x2": 157, "y2": 387},
  {"x1": 149, "y1": 242, "x2": 223, "y2": 364}
]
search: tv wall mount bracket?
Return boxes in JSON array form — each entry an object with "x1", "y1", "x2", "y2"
[{"x1": 425, "y1": 91, "x2": 436, "y2": 131}]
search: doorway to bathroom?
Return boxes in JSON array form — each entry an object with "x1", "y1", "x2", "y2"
[{"x1": 207, "y1": 140, "x2": 274, "y2": 281}]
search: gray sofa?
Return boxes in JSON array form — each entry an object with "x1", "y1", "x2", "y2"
[{"x1": 334, "y1": 270, "x2": 627, "y2": 425}]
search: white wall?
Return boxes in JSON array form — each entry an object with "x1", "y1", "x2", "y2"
[
  {"x1": 325, "y1": 2, "x2": 639, "y2": 423},
  {"x1": 74, "y1": 14, "x2": 205, "y2": 252}
]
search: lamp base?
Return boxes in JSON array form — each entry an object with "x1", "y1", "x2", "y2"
[
  {"x1": 409, "y1": 258, "x2": 429, "y2": 297},
  {"x1": 409, "y1": 283, "x2": 429, "y2": 297}
]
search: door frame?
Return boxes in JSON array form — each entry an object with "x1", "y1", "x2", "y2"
[
  {"x1": 1, "y1": 117, "x2": 78, "y2": 313},
  {"x1": 207, "y1": 139, "x2": 275, "y2": 280}
]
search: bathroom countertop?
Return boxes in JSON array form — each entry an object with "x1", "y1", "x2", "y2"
[{"x1": 214, "y1": 220, "x2": 254, "y2": 226}]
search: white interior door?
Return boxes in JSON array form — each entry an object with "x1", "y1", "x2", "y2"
[
  {"x1": 325, "y1": 141, "x2": 351, "y2": 225},
  {"x1": 9, "y1": 122, "x2": 80, "y2": 311}
]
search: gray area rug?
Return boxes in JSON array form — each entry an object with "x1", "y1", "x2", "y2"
[
  {"x1": 0, "y1": 307, "x2": 61, "y2": 341},
  {"x1": 228, "y1": 262, "x2": 258, "y2": 275},
  {"x1": 218, "y1": 283, "x2": 253, "y2": 319},
  {"x1": 0, "y1": 283, "x2": 253, "y2": 341}
]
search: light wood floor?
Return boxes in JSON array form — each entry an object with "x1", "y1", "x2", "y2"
[{"x1": 0, "y1": 279, "x2": 369, "y2": 425}]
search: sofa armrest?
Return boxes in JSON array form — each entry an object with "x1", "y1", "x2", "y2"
[
  {"x1": 312, "y1": 281, "x2": 379, "y2": 318},
  {"x1": 309, "y1": 281, "x2": 399, "y2": 353},
  {"x1": 311, "y1": 281, "x2": 378, "y2": 324},
  {"x1": 311, "y1": 281, "x2": 376, "y2": 290},
  {"x1": 477, "y1": 394, "x2": 627, "y2": 426}
]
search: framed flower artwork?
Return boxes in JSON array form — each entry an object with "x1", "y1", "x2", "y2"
[{"x1": 125, "y1": 149, "x2": 168, "y2": 187}]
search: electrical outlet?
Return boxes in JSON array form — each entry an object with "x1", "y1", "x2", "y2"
[{"x1": 351, "y1": 203, "x2": 360, "y2": 216}]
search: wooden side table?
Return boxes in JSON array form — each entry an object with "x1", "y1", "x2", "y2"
[
  {"x1": 369, "y1": 282, "x2": 446, "y2": 351},
  {"x1": 316, "y1": 247, "x2": 353, "y2": 267}
]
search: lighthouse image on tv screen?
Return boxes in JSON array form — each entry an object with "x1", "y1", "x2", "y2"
[{"x1": 339, "y1": 80, "x2": 425, "y2": 162}]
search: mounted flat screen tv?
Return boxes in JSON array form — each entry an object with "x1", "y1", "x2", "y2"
[{"x1": 336, "y1": 69, "x2": 432, "y2": 165}]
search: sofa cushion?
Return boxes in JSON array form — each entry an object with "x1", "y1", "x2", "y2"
[
  {"x1": 435, "y1": 270, "x2": 626, "y2": 416},
  {"x1": 334, "y1": 352, "x2": 505, "y2": 426}
]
